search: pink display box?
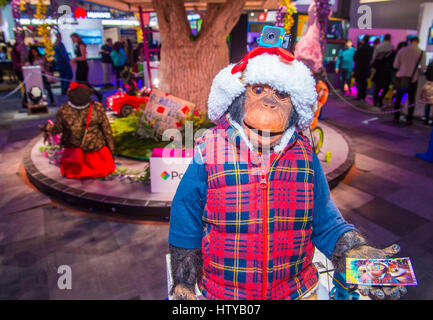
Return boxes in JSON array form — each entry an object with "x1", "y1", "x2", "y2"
[{"x1": 151, "y1": 148, "x2": 194, "y2": 158}]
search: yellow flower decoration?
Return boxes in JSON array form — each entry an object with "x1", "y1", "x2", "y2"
[
  {"x1": 134, "y1": 13, "x2": 143, "y2": 43},
  {"x1": 19, "y1": 0, "x2": 27, "y2": 11},
  {"x1": 34, "y1": 0, "x2": 54, "y2": 60},
  {"x1": 281, "y1": 0, "x2": 297, "y2": 33}
]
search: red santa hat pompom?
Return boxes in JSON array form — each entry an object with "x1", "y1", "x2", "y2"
[
  {"x1": 208, "y1": 47, "x2": 318, "y2": 131},
  {"x1": 68, "y1": 82, "x2": 90, "y2": 91}
]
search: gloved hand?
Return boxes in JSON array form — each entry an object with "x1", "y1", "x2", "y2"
[
  {"x1": 169, "y1": 245, "x2": 202, "y2": 301},
  {"x1": 172, "y1": 284, "x2": 196, "y2": 300},
  {"x1": 345, "y1": 244, "x2": 407, "y2": 300}
]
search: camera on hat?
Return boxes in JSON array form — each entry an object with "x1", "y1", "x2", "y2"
[{"x1": 258, "y1": 26, "x2": 293, "y2": 51}]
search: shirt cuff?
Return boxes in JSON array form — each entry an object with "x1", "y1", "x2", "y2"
[{"x1": 168, "y1": 229, "x2": 203, "y2": 249}]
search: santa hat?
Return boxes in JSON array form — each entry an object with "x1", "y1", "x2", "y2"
[{"x1": 208, "y1": 47, "x2": 318, "y2": 131}]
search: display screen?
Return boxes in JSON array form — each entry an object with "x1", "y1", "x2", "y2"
[
  {"x1": 75, "y1": 29, "x2": 103, "y2": 45},
  {"x1": 358, "y1": 34, "x2": 385, "y2": 46},
  {"x1": 37, "y1": 47, "x2": 46, "y2": 55},
  {"x1": 327, "y1": 21, "x2": 343, "y2": 40},
  {"x1": 326, "y1": 20, "x2": 349, "y2": 40},
  {"x1": 428, "y1": 27, "x2": 433, "y2": 45}
]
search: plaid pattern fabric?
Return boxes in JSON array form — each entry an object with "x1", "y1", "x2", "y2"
[{"x1": 197, "y1": 115, "x2": 318, "y2": 300}]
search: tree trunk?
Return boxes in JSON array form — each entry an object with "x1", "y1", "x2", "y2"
[{"x1": 152, "y1": 0, "x2": 246, "y2": 113}]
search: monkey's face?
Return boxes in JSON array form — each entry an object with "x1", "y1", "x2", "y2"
[{"x1": 242, "y1": 84, "x2": 294, "y2": 149}]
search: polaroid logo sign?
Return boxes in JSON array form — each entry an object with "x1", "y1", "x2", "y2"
[
  {"x1": 160, "y1": 171, "x2": 184, "y2": 181},
  {"x1": 150, "y1": 157, "x2": 192, "y2": 193}
]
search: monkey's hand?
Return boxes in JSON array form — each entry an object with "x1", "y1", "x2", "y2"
[
  {"x1": 172, "y1": 284, "x2": 197, "y2": 300},
  {"x1": 169, "y1": 244, "x2": 202, "y2": 300},
  {"x1": 345, "y1": 244, "x2": 407, "y2": 300},
  {"x1": 331, "y1": 230, "x2": 407, "y2": 300}
]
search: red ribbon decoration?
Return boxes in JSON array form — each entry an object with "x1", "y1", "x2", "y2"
[
  {"x1": 68, "y1": 82, "x2": 90, "y2": 91},
  {"x1": 231, "y1": 46, "x2": 295, "y2": 75}
]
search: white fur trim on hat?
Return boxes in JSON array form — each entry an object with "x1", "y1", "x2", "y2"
[
  {"x1": 208, "y1": 63, "x2": 245, "y2": 122},
  {"x1": 208, "y1": 53, "x2": 318, "y2": 131}
]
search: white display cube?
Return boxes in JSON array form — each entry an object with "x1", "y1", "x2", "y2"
[{"x1": 149, "y1": 148, "x2": 194, "y2": 193}]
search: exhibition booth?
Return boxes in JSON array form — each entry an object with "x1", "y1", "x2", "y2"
[
  {"x1": 3, "y1": 0, "x2": 428, "y2": 301},
  {"x1": 14, "y1": 0, "x2": 431, "y2": 218}
]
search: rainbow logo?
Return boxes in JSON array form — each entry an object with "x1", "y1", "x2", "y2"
[{"x1": 160, "y1": 171, "x2": 170, "y2": 180}]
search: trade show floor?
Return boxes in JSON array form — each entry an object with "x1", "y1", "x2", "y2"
[{"x1": 1, "y1": 93, "x2": 433, "y2": 299}]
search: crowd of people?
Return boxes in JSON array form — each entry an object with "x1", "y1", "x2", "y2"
[
  {"x1": 0, "y1": 34, "x2": 155, "y2": 107},
  {"x1": 99, "y1": 37, "x2": 152, "y2": 89},
  {"x1": 335, "y1": 34, "x2": 433, "y2": 125}
]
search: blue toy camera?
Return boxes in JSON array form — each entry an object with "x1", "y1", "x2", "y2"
[{"x1": 258, "y1": 26, "x2": 292, "y2": 50}]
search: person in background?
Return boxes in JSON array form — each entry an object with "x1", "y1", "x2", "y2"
[
  {"x1": 111, "y1": 41, "x2": 127, "y2": 88},
  {"x1": 371, "y1": 34, "x2": 395, "y2": 108},
  {"x1": 372, "y1": 38, "x2": 381, "y2": 49},
  {"x1": 372, "y1": 34, "x2": 394, "y2": 62},
  {"x1": 53, "y1": 33, "x2": 73, "y2": 95},
  {"x1": 70, "y1": 33, "x2": 103, "y2": 102},
  {"x1": 11, "y1": 44, "x2": 23, "y2": 82},
  {"x1": 132, "y1": 43, "x2": 144, "y2": 80},
  {"x1": 420, "y1": 59, "x2": 433, "y2": 125},
  {"x1": 0, "y1": 46, "x2": 9, "y2": 83},
  {"x1": 70, "y1": 33, "x2": 89, "y2": 84},
  {"x1": 335, "y1": 39, "x2": 356, "y2": 95},
  {"x1": 99, "y1": 38, "x2": 113, "y2": 88},
  {"x1": 354, "y1": 35, "x2": 374, "y2": 101},
  {"x1": 0, "y1": 46, "x2": 7, "y2": 60},
  {"x1": 393, "y1": 37, "x2": 426, "y2": 125},
  {"x1": 28, "y1": 46, "x2": 54, "y2": 105},
  {"x1": 134, "y1": 43, "x2": 144, "y2": 63},
  {"x1": 125, "y1": 39, "x2": 134, "y2": 68},
  {"x1": 389, "y1": 41, "x2": 408, "y2": 93}
]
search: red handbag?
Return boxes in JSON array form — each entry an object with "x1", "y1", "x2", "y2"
[{"x1": 61, "y1": 104, "x2": 92, "y2": 166}]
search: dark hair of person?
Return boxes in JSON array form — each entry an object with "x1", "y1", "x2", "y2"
[
  {"x1": 28, "y1": 46, "x2": 41, "y2": 65},
  {"x1": 396, "y1": 41, "x2": 407, "y2": 52},
  {"x1": 71, "y1": 33, "x2": 86, "y2": 47},
  {"x1": 106, "y1": 38, "x2": 112, "y2": 43},
  {"x1": 113, "y1": 41, "x2": 123, "y2": 52},
  {"x1": 133, "y1": 43, "x2": 143, "y2": 62},
  {"x1": 410, "y1": 36, "x2": 419, "y2": 43},
  {"x1": 363, "y1": 35, "x2": 370, "y2": 44},
  {"x1": 384, "y1": 34, "x2": 391, "y2": 41}
]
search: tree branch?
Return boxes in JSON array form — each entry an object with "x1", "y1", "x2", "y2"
[
  {"x1": 152, "y1": 0, "x2": 191, "y2": 42},
  {"x1": 199, "y1": 3, "x2": 221, "y2": 39},
  {"x1": 201, "y1": 0, "x2": 247, "y2": 40}
]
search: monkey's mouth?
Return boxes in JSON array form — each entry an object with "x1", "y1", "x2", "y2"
[{"x1": 243, "y1": 121, "x2": 285, "y2": 137}]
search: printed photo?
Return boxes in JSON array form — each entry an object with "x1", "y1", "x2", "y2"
[{"x1": 346, "y1": 258, "x2": 417, "y2": 286}]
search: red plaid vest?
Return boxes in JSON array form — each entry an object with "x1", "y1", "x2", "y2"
[{"x1": 197, "y1": 116, "x2": 318, "y2": 300}]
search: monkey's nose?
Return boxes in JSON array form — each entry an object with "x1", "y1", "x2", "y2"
[{"x1": 262, "y1": 102, "x2": 277, "y2": 109}]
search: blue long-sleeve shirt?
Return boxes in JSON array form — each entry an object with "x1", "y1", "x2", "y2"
[
  {"x1": 336, "y1": 47, "x2": 356, "y2": 71},
  {"x1": 168, "y1": 152, "x2": 355, "y2": 259}
]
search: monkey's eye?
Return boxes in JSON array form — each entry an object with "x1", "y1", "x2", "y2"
[
  {"x1": 252, "y1": 86, "x2": 264, "y2": 95},
  {"x1": 275, "y1": 90, "x2": 289, "y2": 100}
]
